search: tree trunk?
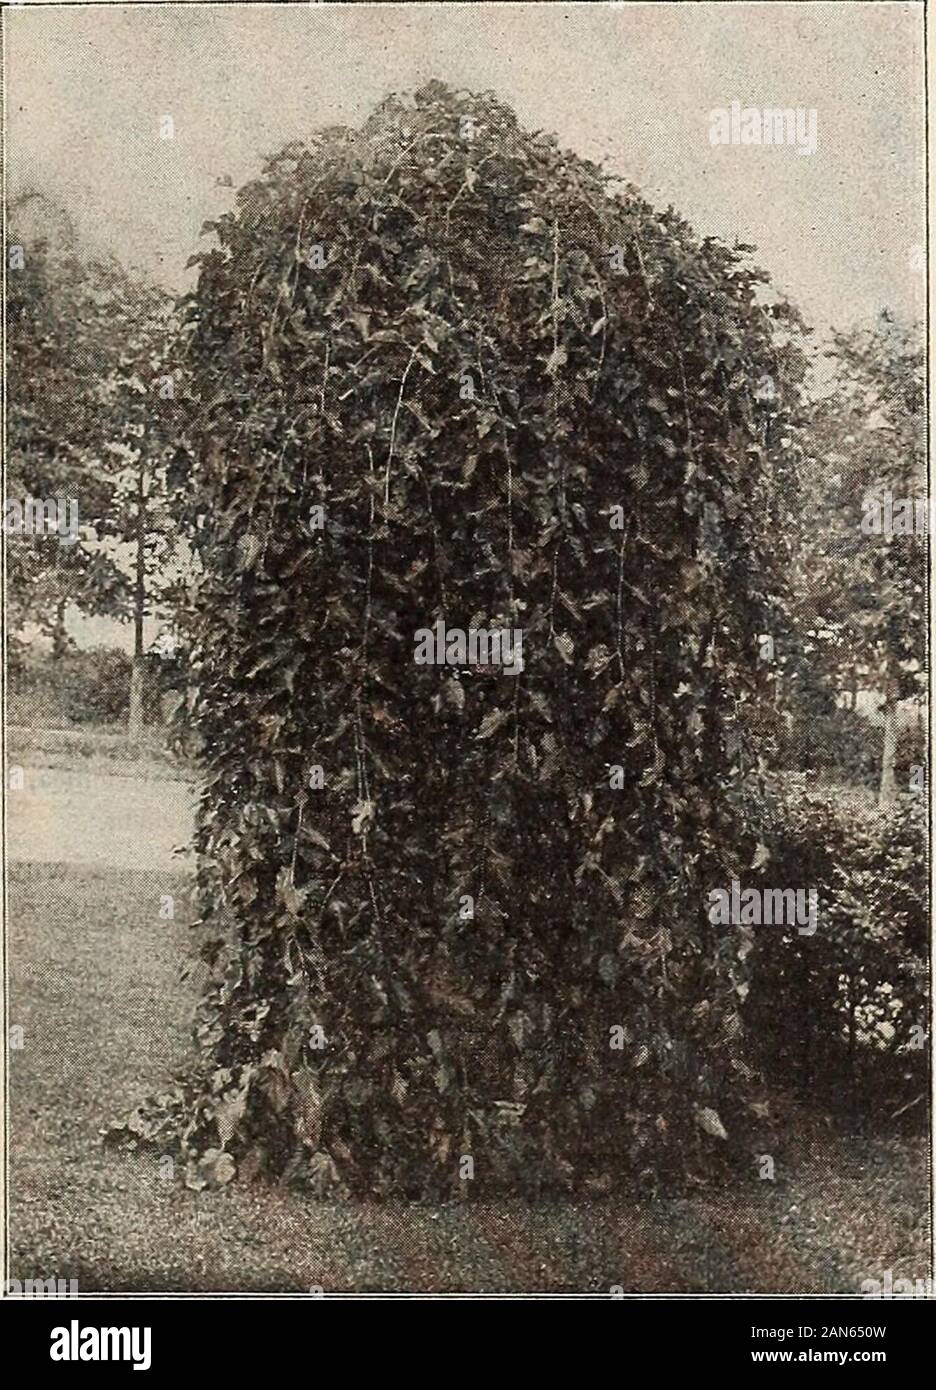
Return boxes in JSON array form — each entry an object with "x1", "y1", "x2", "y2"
[
  {"x1": 128, "y1": 659, "x2": 145, "y2": 741},
  {"x1": 879, "y1": 679, "x2": 898, "y2": 807},
  {"x1": 128, "y1": 464, "x2": 147, "y2": 741},
  {"x1": 51, "y1": 597, "x2": 68, "y2": 661}
]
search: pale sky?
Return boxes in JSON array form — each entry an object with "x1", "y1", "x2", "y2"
[{"x1": 5, "y1": 1, "x2": 927, "y2": 344}]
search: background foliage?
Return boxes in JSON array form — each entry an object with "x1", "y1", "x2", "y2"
[{"x1": 746, "y1": 781, "x2": 927, "y2": 1128}]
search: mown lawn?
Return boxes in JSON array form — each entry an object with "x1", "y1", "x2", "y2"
[
  {"x1": 8, "y1": 722, "x2": 190, "y2": 781},
  {"x1": 7, "y1": 861, "x2": 929, "y2": 1294}
]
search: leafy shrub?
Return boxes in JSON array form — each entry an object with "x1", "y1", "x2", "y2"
[
  {"x1": 744, "y1": 778, "x2": 928, "y2": 1127},
  {"x1": 774, "y1": 702, "x2": 926, "y2": 789},
  {"x1": 9, "y1": 647, "x2": 132, "y2": 726}
]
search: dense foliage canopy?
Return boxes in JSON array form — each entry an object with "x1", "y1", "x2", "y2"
[{"x1": 138, "y1": 84, "x2": 813, "y2": 1195}]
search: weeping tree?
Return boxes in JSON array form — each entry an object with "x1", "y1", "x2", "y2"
[{"x1": 132, "y1": 84, "x2": 806, "y2": 1196}]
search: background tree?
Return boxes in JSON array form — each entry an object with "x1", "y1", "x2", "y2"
[
  {"x1": 790, "y1": 313, "x2": 926, "y2": 802},
  {"x1": 96, "y1": 286, "x2": 181, "y2": 737},
  {"x1": 7, "y1": 189, "x2": 180, "y2": 731},
  {"x1": 6, "y1": 192, "x2": 128, "y2": 654}
]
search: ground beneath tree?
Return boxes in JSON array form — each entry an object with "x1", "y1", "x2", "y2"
[
  {"x1": 5, "y1": 738, "x2": 928, "y2": 1293},
  {"x1": 8, "y1": 858, "x2": 927, "y2": 1294}
]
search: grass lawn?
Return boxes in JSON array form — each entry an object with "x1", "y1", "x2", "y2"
[
  {"x1": 8, "y1": 723, "x2": 191, "y2": 782},
  {"x1": 7, "y1": 860, "x2": 930, "y2": 1294}
]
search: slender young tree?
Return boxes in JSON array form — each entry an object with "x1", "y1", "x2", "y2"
[
  {"x1": 97, "y1": 290, "x2": 180, "y2": 740},
  {"x1": 794, "y1": 313, "x2": 925, "y2": 801}
]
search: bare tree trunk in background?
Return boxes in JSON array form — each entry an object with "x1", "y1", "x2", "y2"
[
  {"x1": 51, "y1": 596, "x2": 68, "y2": 661},
  {"x1": 128, "y1": 464, "x2": 146, "y2": 741},
  {"x1": 879, "y1": 676, "x2": 898, "y2": 807}
]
